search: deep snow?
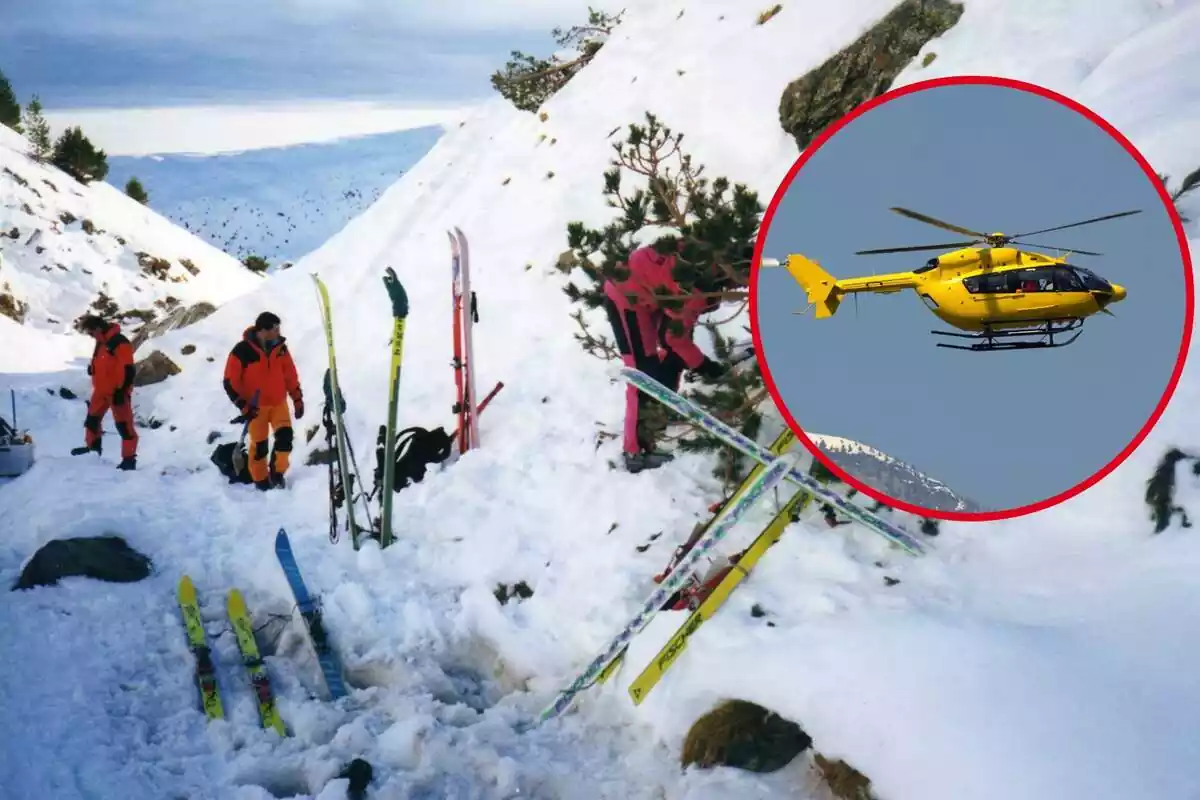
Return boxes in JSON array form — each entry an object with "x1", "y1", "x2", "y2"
[{"x1": 2, "y1": 1, "x2": 1200, "y2": 799}]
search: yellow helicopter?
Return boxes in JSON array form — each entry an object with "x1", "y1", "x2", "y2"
[{"x1": 763, "y1": 207, "x2": 1137, "y2": 351}]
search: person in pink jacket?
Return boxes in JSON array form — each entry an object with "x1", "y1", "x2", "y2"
[{"x1": 603, "y1": 244, "x2": 729, "y2": 473}]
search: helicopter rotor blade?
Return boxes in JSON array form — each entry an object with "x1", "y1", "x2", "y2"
[
  {"x1": 1010, "y1": 240, "x2": 1104, "y2": 256},
  {"x1": 888, "y1": 207, "x2": 989, "y2": 239},
  {"x1": 855, "y1": 241, "x2": 979, "y2": 255},
  {"x1": 1009, "y1": 209, "x2": 1142, "y2": 239}
]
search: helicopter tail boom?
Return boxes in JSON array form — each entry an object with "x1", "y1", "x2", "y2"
[{"x1": 784, "y1": 254, "x2": 842, "y2": 318}]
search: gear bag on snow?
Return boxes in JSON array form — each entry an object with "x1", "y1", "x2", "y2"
[
  {"x1": 211, "y1": 441, "x2": 253, "y2": 484},
  {"x1": 373, "y1": 425, "x2": 453, "y2": 494}
]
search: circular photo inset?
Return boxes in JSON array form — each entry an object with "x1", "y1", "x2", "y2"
[{"x1": 751, "y1": 76, "x2": 1192, "y2": 521}]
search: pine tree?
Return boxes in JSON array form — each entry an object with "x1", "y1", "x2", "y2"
[
  {"x1": 557, "y1": 112, "x2": 766, "y2": 483},
  {"x1": 0, "y1": 69, "x2": 20, "y2": 131},
  {"x1": 491, "y1": 7, "x2": 624, "y2": 112},
  {"x1": 21, "y1": 95, "x2": 51, "y2": 162},
  {"x1": 51, "y1": 126, "x2": 108, "y2": 183},
  {"x1": 125, "y1": 176, "x2": 149, "y2": 205}
]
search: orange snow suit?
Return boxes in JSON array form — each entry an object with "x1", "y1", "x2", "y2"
[
  {"x1": 85, "y1": 322, "x2": 138, "y2": 459},
  {"x1": 223, "y1": 327, "x2": 304, "y2": 483}
]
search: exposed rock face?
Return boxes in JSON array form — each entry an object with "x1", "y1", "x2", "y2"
[
  {"x1": 130, "y1": 301, "x2": 216, "y2": 352},
  {"x1": 133, "y1": 350, "x2": 181, "y2": 387},
  {"x1": 779, "y1": 0, "x2": 964, "y2": 150}
]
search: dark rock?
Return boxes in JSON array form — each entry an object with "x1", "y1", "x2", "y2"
[
  {"x1": 59, "y1": 387, "x2": 77, "y2": 400},
  {"x1": 132, "y1": 350, "x2": 181, "y2": 387},
  {"x1": 13, "y1": 535, "x2": 152, "y2": 590},
  {"x1": 779, "y1": 0, "x2": 964, "y2": 150},
  {"x1": 337, "y1": 758, "x2": 373, "y2": 800},
  {"x1": 814, "y1": 753, "x2": 878, "y2": 800},
  {"x1": 681, "y1": 699, "x2": 812, "y2": 773}
]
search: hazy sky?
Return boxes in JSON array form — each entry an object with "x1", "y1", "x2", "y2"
[
  {"x1": 756, "y1": 82, "x2": 1189, "y2": 513},
  {"x1": 0, "y1": 0, "x2": 615, "y2": 108}
]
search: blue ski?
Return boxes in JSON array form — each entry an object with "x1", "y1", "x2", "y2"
[
  {"x1": 274, "y1": 528, "x2": 349, "y2": 700},
  {"x1": 615, "y1": 366, "x2": 927, "y2": 556}
]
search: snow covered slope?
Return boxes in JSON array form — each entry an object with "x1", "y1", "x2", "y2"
[
  {"x1": 808, "y1": 433, "x2": 983, "y2": 512},
  {"x1": 103, "y1": 127, "x2": 446, "y2": 266},
  {"x1": 2, "y1": 2, "x2": 1199, "y2": 800},
  {"x1": 0, "y1": 125, "x2": 262, "y2": 372}
]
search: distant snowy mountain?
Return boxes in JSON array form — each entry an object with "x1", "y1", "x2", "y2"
[
  {"x1": 808, "y1": 433, "x2": 984, "y2": 513},
  {"x1": 104, "y1": 127, "x2": 445, "y2": 266},
  {"x1": 0, "y1": 125, "x2": 261, "y2": 372}
]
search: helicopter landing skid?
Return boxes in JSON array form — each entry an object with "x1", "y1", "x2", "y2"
[{"x1": 932, "y1": 319, "x2": 1084, "y2": 352}]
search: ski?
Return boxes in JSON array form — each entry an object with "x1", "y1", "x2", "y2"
[
  {"x1": 536, "y1": 451, "x2": 801, "y2": 725},
  {"x1": 226, "y1": 588, "x2": 287, "y2": 736},
  {"x1": 312, "y1": 274, "x2": 364, "y2": 550},
  {"x1": 628, "y1": 471, "x2": 830, "y2": 706},
  {"x1": 447, "y1": 231, "x2": 470, "y2": 454},
  {"x1": 274, "y1": 528, "x2": 349, "y2": 700},
  {"x1": 454, "y1": 227, "x2": 482, "y2": 450},
  {"x1": 614, "y1": 366, "x2": 928, "y2": 556},
  {"x1": 177, "y1": 575, "x2": 224, "y2": 722},
  {"x1": 379, "y1": 267, "x2": 409, "y2": 549},
  {"x1": 594, "y1": 426, "x2": 798, "y2": 687}
]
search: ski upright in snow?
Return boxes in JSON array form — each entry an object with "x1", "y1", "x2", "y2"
[
  {"x1": 226, "y1": 588, "x2": 287, "y2": 735},
  {"x1": 615, "y1": 366, "x2": 928, "y2": 556},
  {"x1": 536, "y1": 451, "x2": 801, "y2": 725},
  {"x1": 312, "y1": 274, "x2": 370, "y2": 550},
  {"x1": 274, "y1": 528, "x2": 349, "y2": 700},
  {"x1": 448, "y1": 228, "x2": 481, "y2": 453},
  {"x1": 379, "y1": 267, "x2": 409, "y2": 549},
  {"x1": 177, "y1": 575, "x2": 224, "y2": 722}
]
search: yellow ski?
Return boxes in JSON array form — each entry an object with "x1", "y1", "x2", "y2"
[
  {"x1": 178, "y1": 576, "x2": 224, "y2": 721},
  {"x1": 227, "y1": 588, "x2": 287, "y2": 736},
  {"x1": 594, "y1": 427, "x2": 798, "y2": 687},
  {"x1": 627, "y1": 471, "x2": 828, "y2": 705}
]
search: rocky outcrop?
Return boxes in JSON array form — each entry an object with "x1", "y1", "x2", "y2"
[
  {"x1": 133, "y1": 350, "x2": 181, "y2": 387},
  {"x1": 13, "y1": 535, "x2": 152, "y2": 590},
  {"x1": 779, "y1": 0, "x2": 964, "y2": 150},
  {"x1": 130, "y1": 301, "x2": 216, "y2": 352}
]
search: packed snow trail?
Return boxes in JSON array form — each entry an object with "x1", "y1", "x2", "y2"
[{"x1": 3, "y1": 0, "x2": 1200, "y2": 798}]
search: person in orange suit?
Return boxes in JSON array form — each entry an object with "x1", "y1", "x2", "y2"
[
  {"x1": 222, "y1": 312, "x2": 305, "y2": 491},
  {"x1": 72, "y1": 315, "x2": 139, "y2": 470}
]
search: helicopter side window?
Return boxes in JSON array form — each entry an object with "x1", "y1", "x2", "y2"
[
  {"x1": 964, "y1": 273, "x2": 1016, "y2": 293},
  {"x1": 1013, "y1": 267, "x2": 1056, "y2": 292}
]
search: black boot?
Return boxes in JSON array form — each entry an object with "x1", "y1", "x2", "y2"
[
  {"x1": 71, "y1": 442, "x2": 102, "y2": 457},
  {"x1": 117, "y1": 456, "x2": 137, "y2": 471},
  {"x1": 255, "y1": 478, "x2": 274, "y2": 492},
  {"x1": 624, "y1": 450, "x2": 675, "y2": 474},
  {"x1": 270, "y1": 470, "x2": 287, "y2": 489}
]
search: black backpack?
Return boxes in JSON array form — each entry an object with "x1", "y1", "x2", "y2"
[
  {"x1": 211, "y1": 441, "x2": 253, "y2": 484},
  {"x1": 373, "y1": 425, "x2": 454, "y2": 494}
]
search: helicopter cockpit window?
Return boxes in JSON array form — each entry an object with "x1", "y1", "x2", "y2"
[
  {"x1": 1053, "y1": 267, "x2": 1083, "y2": 291},
  {"x1": 1073, "y1": 267, "x2": 1112, "y2": 292}
]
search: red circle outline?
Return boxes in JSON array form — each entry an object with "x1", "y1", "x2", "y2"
[{"x1": 750, "y1": 74, "x2": 1195, "y2": 523}]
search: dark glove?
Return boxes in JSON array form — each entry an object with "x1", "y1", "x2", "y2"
[
  {"x1": 238, "y1": 401, "x2": 258, "y2": 422},
  {"x1": 112, "y1": 387, "x2": 127, "y2": 407},
  {"x1": 293, "y1": 396, "x2": 305, "y2": 419},
  {"x1": 692, "y1": 357, "x2": 726, "y2": 382},
  {"x1": 87, "y1": 364, "x2": 93, "y2": 376}
]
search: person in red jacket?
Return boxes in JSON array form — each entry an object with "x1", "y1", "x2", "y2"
[
  {"x1": 222, "y1": 312, "x2": 305, "y2": 491},
  {"x1": 72, "y1": 315, "x2": 139, "y2": 470},
  {"x1": 603, "y1": 244, "x2": 728, "y2": 473}
]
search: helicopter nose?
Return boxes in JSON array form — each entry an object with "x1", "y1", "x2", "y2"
[{"x1": 1110, "y1": 283, "x2": 1127, "y2": 303}]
